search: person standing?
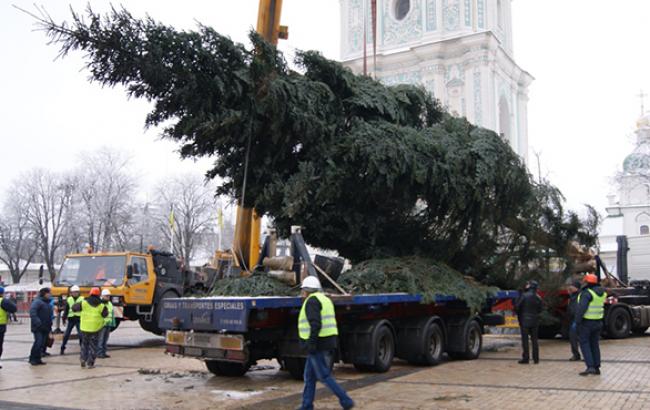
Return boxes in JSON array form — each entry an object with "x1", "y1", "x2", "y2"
[
  {"x1": 575, "y1": 273, "x2": 607, "y2": 376},
  {"x1": 72, "y1": 287, "x2": 107, "y2": 369},
  {"x1": 97, "y1": 289, "x2": 114, "y2": 359},
  {"x1": 29, "y1": 287, "x2": 53, "y2": 366},
  {"x1": 9, "y1": 294, "x2": 18, "y2": 322},
  {"x1": 567, "y1": 280, "x2": 582, "y2": 361},
  {"x1": 60, "y1": 285, "x2": 84, "y2": 355},
  {"x1": 298, "y1": 276, "x2": 354, "y2": 410},
  {"x1": 1, "y1": 287, "x2": 18, "y2": 369},
  {"x1": 515, "y1": 280, "x2": 543, "y2": 364}
]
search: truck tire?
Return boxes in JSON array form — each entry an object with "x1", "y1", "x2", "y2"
[
  {"x1": 139, "y1": 291, "x2": 178, "y2": 335},
  {"x1": 447, "y1": 320, "x2": 482, "y2": 360},
  {"x1": 354, "y1": 325, "x2": 395, "y2": 373},
  {"x1": 632, "y1": 327, "x2": 649, "y2": 336},
  {"x1": 537, "y1": 325, "x2": 560, "y2": 339},
  {"x1": 607, "y1": 308, "x2": 631, "y2": 339},
  {"x1": 282, "y1": 357, "x2": 306, "y2": 380},
  {"x1": 205, "y1": 360, "x2": 250, "y2": 377},
  {"x1": 409, "y1": 322, "x2": 444, "y2": 366}
]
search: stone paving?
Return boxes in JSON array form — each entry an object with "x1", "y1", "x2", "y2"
[{"x1": 0, "y1": 320, "x2": 648, "y2": 409}]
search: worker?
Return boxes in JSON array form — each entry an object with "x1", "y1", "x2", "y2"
[
  {"x1": 60, "y1": 285, "x2": 84, "y2": 355},
  {"x1": 567, "y1": 280, "x2": 582, "y2": 361},
  {"x1": 298, "y1": 276, "x2": 354, "y2": 410},
  {"x1": 575, "y1": 273, "x2": 607, "y2": 376},
  {"x1": 72, "y1": 287, "x2": 107, "y2": 369},
  {"x1": 29, "y1": 287, "x2": 53, "y2": 366},
  {"x1": 97, "y1": 289, "x2": 115, "y2": 359},
  {"x1": 1, "y1": 287, "x2": 18, "y2": 369},
  {"x1": 515, "y1": 280, "x2": 543, "y2": 364}
]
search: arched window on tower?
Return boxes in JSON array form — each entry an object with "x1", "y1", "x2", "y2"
[{"x1": 641, "y1": 225, "x2": 649, "y2": 235}]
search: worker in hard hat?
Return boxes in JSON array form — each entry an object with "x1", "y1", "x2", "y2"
[
  {"x1": 60, "y1": 285, "x2": 84, "y2": 355},
  {"x1": 72, "y1": 287, "x2": 108, "y2": 369},
  {"x1": 97, "y1": 289, "x2": 115, "y2": 359},
  {"x1": 575, "y1": 273, "x2": 607, "y2": 376},
  {"x1": 298, "y1": 276, "x2": 354, "y2": 410},
  {"x1": 0, "y1": 286, "x2": 18, "y2": 369}
]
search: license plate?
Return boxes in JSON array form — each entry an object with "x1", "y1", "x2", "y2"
[{"x1": 166, "y1": 331, "x2": 186, "y2": 345}]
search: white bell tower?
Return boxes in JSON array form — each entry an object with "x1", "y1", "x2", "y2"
[{"x1": 340, "y1": 0, "x2": 533, "y2": 161}]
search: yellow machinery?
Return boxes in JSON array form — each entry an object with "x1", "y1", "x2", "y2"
[
  {"x1": 226, "y1": 0, "x2": 288, "y2": 274},
  {"x1": 52, "y1": 249, "x2": 201, "y2": 335}
]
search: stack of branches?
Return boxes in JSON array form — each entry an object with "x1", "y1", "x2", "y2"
[{"x1": 35, "y1": 7, "x2": 599, "y2": 293}]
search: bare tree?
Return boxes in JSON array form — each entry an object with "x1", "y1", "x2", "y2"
[
  {"x1": 20, "y1": 169, "x2": 73, "y2": 281},
  {"x1": 155, "y1": 174, "x2": 217, "y2": 264},
  {"x1": 74, "y1": 148, "x2": 138, "y2": 252},
  {"x1": 0, "y1": 190, "x2": 38, "y2": 284}
]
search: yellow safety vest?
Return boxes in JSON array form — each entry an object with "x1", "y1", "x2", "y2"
[
  {"x1": 578, "y1": 288, "x2": 607, "y2": 320},
  {"x1": 103, "y1": 301, "x2": 114, "y2": 326},
  {"x1": 298, "y1": 292, "x2": 338, "y2": 340},
  {"x1": 80, "y1": 300, "x2": 104, "y2": 333},
  {"x1": 0, "y1": 303, "x2": 7, "y2": 325},
  {"x1": 67, "y1": 296, "x2": 84, "y2": 318}
]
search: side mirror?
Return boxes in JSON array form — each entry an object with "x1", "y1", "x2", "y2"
[{"x1": 126, "y1": 265, "x2": 133, "y2": 279}]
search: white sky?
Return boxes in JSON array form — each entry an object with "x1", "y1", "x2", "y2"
[{"x1": 1, "y1": 0, "x2": 650, "y2": 216}]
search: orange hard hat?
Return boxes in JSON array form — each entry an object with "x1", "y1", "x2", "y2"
[
  {"x1": 583, "y1": 273, "x2": 598, "y2": 285},
  {"x1": 89, "y1": 287, "x2": 101, "y2": 296}
]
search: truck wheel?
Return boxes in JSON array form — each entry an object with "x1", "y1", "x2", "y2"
[
  {"x1": 632, "y1": 327, "x2": 649, "y2": 336},
  {"x1": 282, "y1": 357, "x2": 306, "y2": 380},
  {"x1": 355, "y1": 325, "x2": 395, "y2": 373},
  {"x1": 205, "y1": 360, "x2": 250, "y2": 377},
  {"x1": 537, "y1": 325, "x2": 560, "y2": 339},
  {"x1": 409, "y1": 322, "x2": 444, "y2": 366},
  {"x1": 448, "y1": 320, "x2": 482, "y2": 360},
  {"x1": 607, "y1": 308, "x2": 631, "y2": 339}
]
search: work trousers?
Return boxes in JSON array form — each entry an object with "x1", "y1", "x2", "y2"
[
  {"x1": 29, "y1": 330, "x2": 49, "y2": 363},
  {"x1": 97, "y1": 326, "x2": 111, "y2": 356},
  {"x1": 80, "y1": 331, "x2": 100, "y2": 366},
  {"x1": 61, "y1": 317, "x2": 82, "y2": 349},
  {"x1": 569, "y1": 322, "x2": 581, "y2": 359},
  {"x1": 300, "y1": 350, "x2": 353, "y2": 410},
  {"x1": 520, "y1": 325, "x2": 539, "y2": 362},
  {"x1": 0, "y1": 325, "x2": 5, "y2": 358},
  {"x1": 578, "y1": 319, "x2": 603, "y2": 370}
]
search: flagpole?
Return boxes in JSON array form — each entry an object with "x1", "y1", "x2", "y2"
[{"x1": 169, "y1": 205, "x2": 175, "y2": 254}]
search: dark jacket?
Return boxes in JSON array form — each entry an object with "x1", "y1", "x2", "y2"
[
  {"x1": 1, "y1": 297, "x2": 18, "y2": 316},
  {"x1": 300, "y1": 296, "x2": 338, "y2": 353},
  {"x1": 29, "y1": 296, "x2": 53, "y2": 333},
  {"x1": 515, "y1": 289, "x2": 543, "y2": 328},
  {"x1": 574, "y1": 285, "x2": 606, "y2": 324},
  {"x1": 567, "y1": 292, "x2": 579, "y2": 322},
  {"x1": 71, "y1": 295, "x2": 108, "y2": 318}
]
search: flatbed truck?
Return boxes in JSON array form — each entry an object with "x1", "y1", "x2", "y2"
[{"x1": 159, "y1": 290, "x2": 517, "y2": 379}]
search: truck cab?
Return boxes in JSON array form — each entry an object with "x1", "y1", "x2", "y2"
[{"x1": 52, "y1": 250, "x2": 190, "y2": 334}]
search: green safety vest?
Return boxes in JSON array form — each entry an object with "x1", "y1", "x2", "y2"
[
  {"x1": 578, "y1": 288, "x2": 607, "y2": 320},
  {"x1": 298, "y1": 292, "x2": 338, "y2": 340},
  {"x1": 0, "y1": 303, "x2": 7, "y2": 325},
  {"x1": 80, "y1": 300, "x2": 104, "y2": 333},
  {"x1": 103, "y1": 301, "x2": 114, "y2": 327},
  {"x1": 67, "y1": 296, "x2": 84, "y2": 318}
]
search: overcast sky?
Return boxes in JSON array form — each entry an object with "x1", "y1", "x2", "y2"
[{"x1": 1, "y1": 0, "x2": 649, "y2": 216}]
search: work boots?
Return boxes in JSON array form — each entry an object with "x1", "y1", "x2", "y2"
[{"x1": 579, "y1": 368, "x2": 598, "y2": 376}]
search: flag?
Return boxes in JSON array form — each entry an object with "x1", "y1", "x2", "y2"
[
  {"x1": 168, "y1": 206, "x2": 175, "y2": 231},
  {"x1": 218, "y1": 207, "x2": 224, "y2": 230}
]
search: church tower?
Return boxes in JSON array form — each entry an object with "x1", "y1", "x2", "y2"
[{"x1": 340, "y1": 0, "x2": 533, "y2": 161}]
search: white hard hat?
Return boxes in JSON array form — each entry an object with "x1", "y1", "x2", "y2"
[
  {"x1": 101, "y1": 289, "x2": 111, "y2": 296},
  {"x1": 70, "y1": 285, "x2": 80, "y2": 292},
  {"x1": 301, "y1": 276, "x2": 322, "y2": 290}
]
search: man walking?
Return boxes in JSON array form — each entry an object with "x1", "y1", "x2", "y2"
[
  {"x1": 515, "y1": 280, "x2": 543, "y2": 364},
  {"x1": 60, "y1": 285, "x2": 84, "y2": 355},
  {"x1": 29, "y1": 287, "x2": 53, "y2": 366},
  {"x1": 72, "y1": 287, "x2": 107, "y2": 369},
  {"x1": 567, "y1": 280, "x2": 582, "y2": 361},
  {"x1": 298, "y1": 276, "x2": 354, "y2": 410},
  {"x1": 575, "y1": 273, "x2": 607, "y2": 376},
  {"x1": 1, "y1": 287, "x2": 18, "y2": 369},
  {"x1": 97, "y1": 289, "x2": 114, "y2": 359}
]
